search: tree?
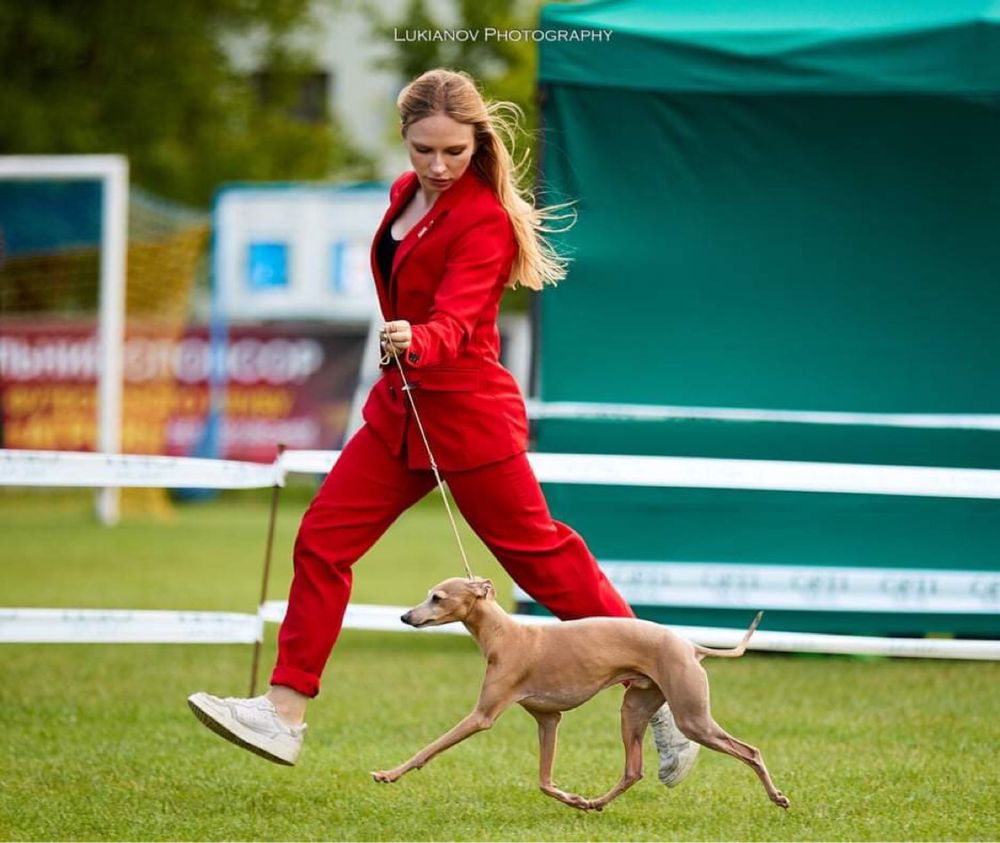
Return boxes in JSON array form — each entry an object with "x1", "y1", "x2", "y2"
[{"x1": 0, "y1": 0, "x2": 374, "y2": 207}]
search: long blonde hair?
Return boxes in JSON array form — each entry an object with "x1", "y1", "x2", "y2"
[{"x1": 397, "y1": 68, "x2": 575, "y2": 291}]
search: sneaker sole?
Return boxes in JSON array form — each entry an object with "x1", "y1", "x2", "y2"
[
  {"x1": 187, "y1": 694, "x2": 296, "y2": 766},
  {"x1": 660, "y1": 742, "x2": 700, "y2": 788}
]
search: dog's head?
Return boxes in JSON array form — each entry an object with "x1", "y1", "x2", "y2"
[{"x1": 400, "y1": 577, "x2": 495, "y2": 628}]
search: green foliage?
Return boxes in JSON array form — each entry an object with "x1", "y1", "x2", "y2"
[{"x1": 0, "y1": 0, "x2": 374, "y2": 207}]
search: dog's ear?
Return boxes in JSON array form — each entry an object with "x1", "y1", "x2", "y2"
[{"x1": 472, "y1": 578, "x2": 494, "y2": 599}]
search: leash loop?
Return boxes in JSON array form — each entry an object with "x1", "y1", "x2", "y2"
[{"x1": 381, "y1": 326, "x2": 475, "y2": 581}]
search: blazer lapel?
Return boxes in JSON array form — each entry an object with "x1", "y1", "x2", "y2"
[
  {"x1": 370, "y1": 171, "x2": 420, "y2": 318},
  {"x1": 391, "y1": 167, "x2": 478, "y2": 277},
  {"x1": 370, "y1": 167, "x2": 484, "y2": 317}
]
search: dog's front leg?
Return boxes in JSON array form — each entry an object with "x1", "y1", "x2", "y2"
[
  {"x1": 530, "y1": 710, "x2": 597, "y2": 811},
  {"x1": 372, "y1": 683, "x2": 513, "y2": 784},
  {"x1": 371, "y1": 710, "x2": 491, "y2": 783}
]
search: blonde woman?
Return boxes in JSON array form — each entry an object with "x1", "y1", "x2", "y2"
[{"x1": 189, "y1": 68, "x2": 699, "y2": 788}]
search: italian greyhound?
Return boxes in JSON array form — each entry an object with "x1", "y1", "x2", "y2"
[{"x1": 371, "y1": 577, "x2": 789, "y2": 812}]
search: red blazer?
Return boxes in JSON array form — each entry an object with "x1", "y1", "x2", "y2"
[{"x1": 361, "y1": 166, "x2": 529, "y2": 471}]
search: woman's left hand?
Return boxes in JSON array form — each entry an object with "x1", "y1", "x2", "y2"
[{"x1": 381, "y1": 320, "x2": 413, "y2": 355}]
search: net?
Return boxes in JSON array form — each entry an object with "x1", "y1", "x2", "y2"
[{"x1": 0, "y1": 177, "x2": 209, "y2": 516}]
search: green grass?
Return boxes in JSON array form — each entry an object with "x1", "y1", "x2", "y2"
[{"x1": 2, "y1": 488, "x2": 999, "y2": 841}]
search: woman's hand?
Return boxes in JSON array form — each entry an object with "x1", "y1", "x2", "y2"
[{"x1": 380, "y1": 320, "x2": 413, "y2": 356}]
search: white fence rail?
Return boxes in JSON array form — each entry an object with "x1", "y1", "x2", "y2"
[
  {"x1": 7, "y1": 447, "x2": 1000, "y2": 498},
  {"x1": 2, "y1": 603, "x2": 997, "y2": 660}
]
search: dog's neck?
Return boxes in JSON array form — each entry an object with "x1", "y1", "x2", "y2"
[{"x1": 461, "y1": 597, "x2": 519, "y2": 658}]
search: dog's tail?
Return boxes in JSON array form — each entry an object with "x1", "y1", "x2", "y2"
[{"x1": 693, "y1": 611, "x2": 763, "y2": 661}]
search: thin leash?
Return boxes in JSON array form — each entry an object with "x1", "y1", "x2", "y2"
[{"x1": 380, "y1": 328, "x2": 475, "y2": 581}]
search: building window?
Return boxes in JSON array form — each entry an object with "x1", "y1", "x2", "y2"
[{"x1": 246, "y1": 242, "x2": 289, "y2": 291}]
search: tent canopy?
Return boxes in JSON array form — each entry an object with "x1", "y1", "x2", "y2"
[
  {"x1": 540, "y1": 0, "x2": 1000, "y2": 94},
  {"x1": 529, "y1": 0, "x2": 1000, "y2": 635}
]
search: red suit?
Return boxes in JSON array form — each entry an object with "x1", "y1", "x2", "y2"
[
  {"x1": 271, "y1": 167, "x2": 633, "y2": 698},
  {"x1": 361, "y1": 166, "x2": 530, "y2": 471}
]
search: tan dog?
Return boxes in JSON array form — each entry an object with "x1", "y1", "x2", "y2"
[{"x1": 372, "y1": 577, "x2": 789, "y2": 811}]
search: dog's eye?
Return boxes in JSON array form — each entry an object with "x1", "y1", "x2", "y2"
[{"x1": 430, "y1": 594, "x2": 441, "y2": 603}]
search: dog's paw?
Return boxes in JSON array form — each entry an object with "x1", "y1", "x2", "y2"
[
  {"x1": 564, "y1": 793, "x2": 593, "y2": 812},
  {"x1": 772, "y1": 791, "x2": 790, "y2": 810},
  {"x1": 371, "y1": 770, "x2": 400, "y2": 784}
]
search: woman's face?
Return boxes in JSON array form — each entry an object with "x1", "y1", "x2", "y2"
[{"x1": 403, "y1": 112, "x2": 476, "y2": 197}]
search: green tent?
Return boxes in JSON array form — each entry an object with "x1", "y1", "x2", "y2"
[{"x1": 529, "y1": 0, "x2": 1000, "y2": 635}]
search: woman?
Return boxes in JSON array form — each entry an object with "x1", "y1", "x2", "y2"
[{"x1": 188, "y1": 68, "x2": 698, "y2": 788}]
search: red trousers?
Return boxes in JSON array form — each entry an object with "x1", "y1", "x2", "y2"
[{"x1": 270, "y1": 422, "x2": 634, "y2": 697}]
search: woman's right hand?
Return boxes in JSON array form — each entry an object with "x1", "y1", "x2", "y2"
[{"x1": 380, "y1": 320, "x2": 413, "y2": 363}]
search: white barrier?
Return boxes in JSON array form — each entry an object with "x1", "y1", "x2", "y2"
[
  {"x1": 0, "y1": 449, "x2": 280, "y2": 489},
  {"x1": 0, "y1": 608, "x2": 262, "y2": 644},
  {"x1": 528, "y1": 561, "x2": 1000, "y2": 616},
  {"x1": 5, "y1": 447, "x2": 1000, "y2": 499},
  {"x1": 2, "y1": 602, "x2": 998, "y2": 660},
  {"x1": 527, "y1": 453, "x2": 1000, "y2": 499},
  {"x1": 277, "y1": 449, "x2": 342, "y2": 476},
  {"x1": 260, "y1": 602, "x2": 1000, "y2": 659},
  {"x1": 277, "y1": 449, "x2": 1000, "y2": 499},
  {"x1": 524, "y1": 399, "x2": 1000, "y2": 431},
  {"x1": 260, "y1": 601, "x2": 1000, "y2": 659}
]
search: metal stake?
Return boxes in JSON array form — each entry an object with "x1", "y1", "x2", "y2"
[{"x1": 249, "y1": 443, "x2": 285, "y2": 697}]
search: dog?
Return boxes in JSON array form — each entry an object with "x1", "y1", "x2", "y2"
[{"x1": 371, "y1": 576, "x2": 788, "y2": 811}]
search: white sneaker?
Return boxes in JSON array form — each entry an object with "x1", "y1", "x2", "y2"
[
  {"x1": 650, "y1": 703, "x2": 700, "y2": 787},
  {"x1": 187, "y1": 692, "x2": 306, "y2": 766}
]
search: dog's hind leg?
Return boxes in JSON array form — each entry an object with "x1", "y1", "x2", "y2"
[
  {"x1": 587, "y1": 684, "x2": 665, "y2": 811},
  {"x1": 662, "y1": 661, "x2": 789, "y2": 809},
  {"x1": 682, "y1": 716, "x2": 789, "y2": 809},
  {"x1": 528, "y1": 710, "x2": 594, "y2": 811}
]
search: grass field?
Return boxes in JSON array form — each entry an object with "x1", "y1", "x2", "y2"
[{"x1": 2, "y1": 487, "x2": 999, "y2": 841}]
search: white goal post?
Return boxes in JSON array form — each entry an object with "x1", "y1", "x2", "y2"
[{"x1": 0, "y1": 155, "x2": 129, "y2": 524}]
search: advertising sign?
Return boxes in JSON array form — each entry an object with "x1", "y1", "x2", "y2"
[{"x1": 0, "y1": 319, "x2": 366, "y2": 462}]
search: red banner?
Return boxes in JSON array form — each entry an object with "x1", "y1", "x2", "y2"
[{"x1": 0, "y1": 319, "x2": 366, "y2": 462}]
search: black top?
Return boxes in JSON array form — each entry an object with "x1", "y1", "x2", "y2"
[{"x1": 376, "y1": 218, "x2": 402, "y2": 285}]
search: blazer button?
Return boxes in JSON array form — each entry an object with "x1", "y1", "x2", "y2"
[{"x1": 408, "y1": 352, "x2": 419, "y2": 363}]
